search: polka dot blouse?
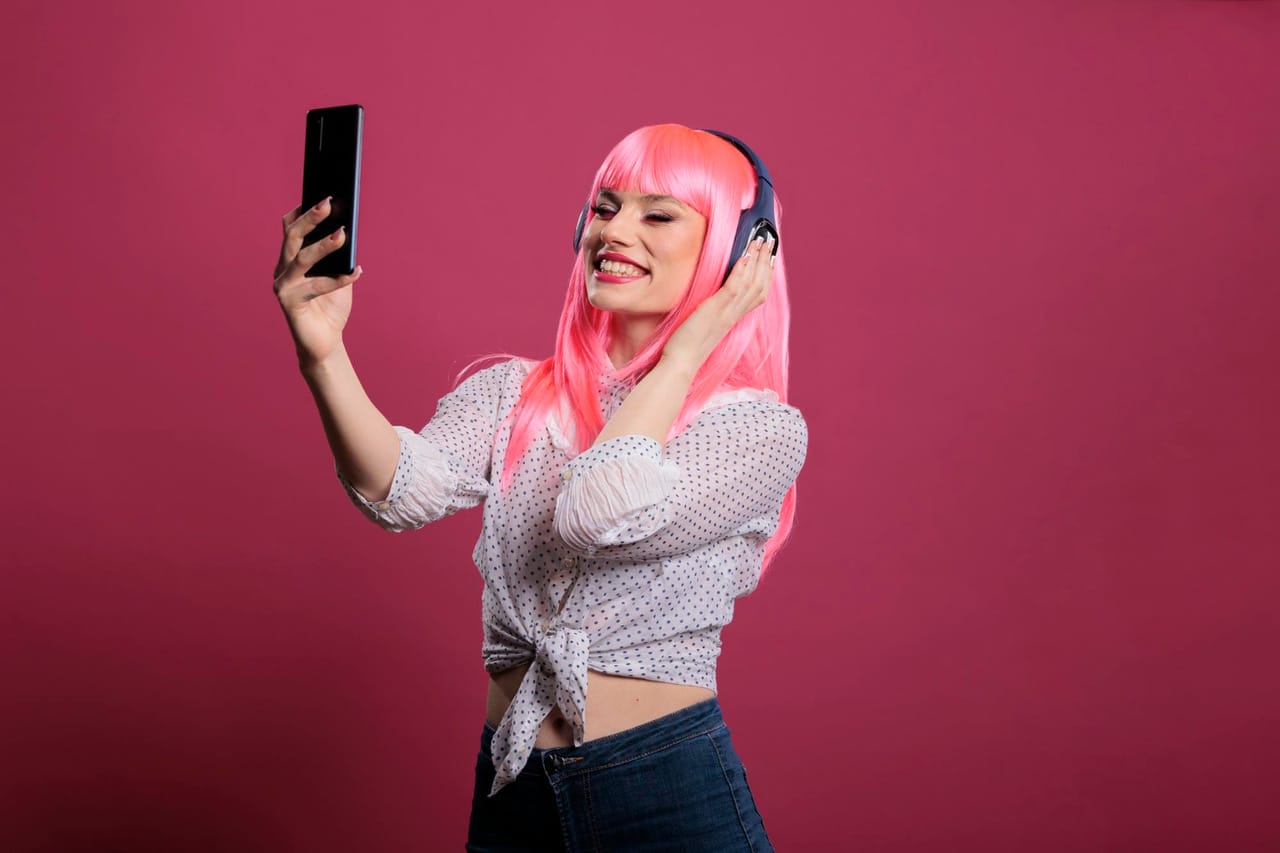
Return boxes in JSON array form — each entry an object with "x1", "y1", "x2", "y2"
[{"x1": 335, "y1": 354, "x2": 808, "y2": 796}]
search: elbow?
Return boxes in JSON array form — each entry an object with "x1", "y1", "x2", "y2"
[
  {"x1": 552, "y1": 492, "x2": 670, "y2": 556},
  {"x1": 552, "y1": 500, "x2": 603, "y2": 555},
  {"x1": 352, "y1": 494, "x2": 427, "y2": 533},
  {"x1": 552, "y1": 453, "x2": 681, "y2": 553}
]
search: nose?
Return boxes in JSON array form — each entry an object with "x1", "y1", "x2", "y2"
[{"x1": 598, "y1": 213, "x2": 634, "y2": 247}]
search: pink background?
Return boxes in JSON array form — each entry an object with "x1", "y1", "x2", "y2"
[{"x1": 3, "y1": 1, "x2": 1278, "y2": 850}]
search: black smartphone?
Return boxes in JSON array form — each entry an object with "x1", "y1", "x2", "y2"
[{"x1": 300, "y1": 104, "x2": 363, "y2": 277}]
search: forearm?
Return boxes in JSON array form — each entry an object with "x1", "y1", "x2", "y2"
[
  {"x1": 593, "y1": 357, "x2": 697, "y2": 447},
  {"x1": 300, "y1": 344, "x2": 401, "y2": 502}
]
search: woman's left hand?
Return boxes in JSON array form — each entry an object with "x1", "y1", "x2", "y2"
[{"x1": 661, "y1": 234, "x2": 775, "y2": 374}]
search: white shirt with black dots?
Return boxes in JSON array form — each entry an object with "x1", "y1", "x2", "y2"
[{"x1": 335, "y1": 354, "x2": 808, "y2": 796}]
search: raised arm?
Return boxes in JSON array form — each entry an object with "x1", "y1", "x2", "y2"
[
  {"x1": 273, "y1": 197, "x2": 401, "y2": 507},
  {"x1": 553, "y1": 398, "x2": 806, "y2": 561},
  {"x1": 590, "y1": 233, "x2": 775, "y2": 448},
  {"x1": 553, "y1": 233, "x2": 805, "y2": 560},
  {"x1": 303, "y1": 345, "x2": 401, "y2": 503}
]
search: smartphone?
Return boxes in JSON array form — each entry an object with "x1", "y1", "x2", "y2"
[{"x1": 300, "y1": 104, "x2": 363, "y2": 277}]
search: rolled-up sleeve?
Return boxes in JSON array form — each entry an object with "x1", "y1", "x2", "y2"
[
  {"x1": 552, "y1": 435, "x2": 682, "y2": 552},
  {"x1": 553, "y1": 401, "x2": 808, "y2": 560},
  {"x1": 334, "y1": 360, "x2": 520, "y2": 532}
]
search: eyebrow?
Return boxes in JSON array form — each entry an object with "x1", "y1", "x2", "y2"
[{"x1": 598, "y1": 188, "x2": 688, "y2": 208}]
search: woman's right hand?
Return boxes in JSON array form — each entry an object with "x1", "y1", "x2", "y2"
[{"x1": 273, "y1": 197, "x2": 364, "y2": 368}]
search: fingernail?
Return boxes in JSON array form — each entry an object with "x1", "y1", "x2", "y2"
[
  {"x1": 332, "y1": 226, "x2": 344, "y2": 240},
  {"x1": 313, "y1": 196, "x2": 330, "y2": 211},
  {"x1": 355, "y1": 265, "x2": 363, "y2": 275}
]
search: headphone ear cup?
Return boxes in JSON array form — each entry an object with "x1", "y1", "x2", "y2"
[
  {"x1": 701, "y1": 130, "x2": 779, "y2": 284},
  {"x1": 723, "y1": 218, "x2": 779, "y2": 285},
  {"x1": 749, "y1": 219, "x2": 779, "y2": 256},
  {"x1": 572, "y1": 201, "x2": 590, "y2": 253}
]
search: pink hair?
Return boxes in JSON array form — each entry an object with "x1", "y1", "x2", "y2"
[{"x1": 467, "y1": 124, "x2": 798, "y2": 572}]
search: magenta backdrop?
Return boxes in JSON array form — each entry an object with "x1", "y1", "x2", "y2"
[{"x1": 2, "y1": 1, "x2": 1278, "y2": 850}]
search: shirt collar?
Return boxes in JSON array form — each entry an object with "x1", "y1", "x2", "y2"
[{"x1": 597, "y1": 348, "x2": 636, "y2": 396}]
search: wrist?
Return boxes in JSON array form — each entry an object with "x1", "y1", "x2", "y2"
[
  {"x1": 655, "y1": 352, "x2": 700, "y2": 383},
  {"x1": 299, "y1": 345, "x2": 352, "y2": 383}
]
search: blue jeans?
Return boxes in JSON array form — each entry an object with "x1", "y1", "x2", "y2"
[{"x1": 465, "y1": 697, "x2": 774, "y2": 852}]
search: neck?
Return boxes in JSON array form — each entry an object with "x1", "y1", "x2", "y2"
[{"x1": 606, "y1": 315, "x2": 663, "y2": 370}]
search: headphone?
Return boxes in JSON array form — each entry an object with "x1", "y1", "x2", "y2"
[{"x1": 572, "y1": 129, "x2": 778, "y2": 283}]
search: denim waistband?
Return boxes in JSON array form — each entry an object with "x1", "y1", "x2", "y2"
[{"x1": 480, "y1": 697, "x2": 726, "y2": 779}]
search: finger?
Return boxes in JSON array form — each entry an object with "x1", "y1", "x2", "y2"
[
  {"x1": 289, "y1": 224, "x2": 348, "y2": 277},
  {"x1": 726, "y1": 236, "x2": 763, "y2": 290},
  {"x1": 279, "y1": 197, "x2": 333, "y2": 267},
  {"x1": 759, "y1": 235, "x2": 776, "y2": 277},
  {"x1": 275, "y1": 202, "x2": 309, "y2": 275},
  {"x1": 274, "y1": 224, "x2": 348, "y2": 293},
  {"x1": 283, "y1": 219, "x2": 345, "y2": 282},
  {"x1": 752, "y1": 237, "x2": 776, "y2": 305},
  {"x1": 723, "y1": 236, "x2": 772, "y2": 312},
  {"x1": 276, "y1": 198, "x2": 328, "y2": 277},
  {"x1": 284, "y1": 196, "x2": 331, "y2": 233},
  {"x1": 303, "y1": 264, "x2": 364, "y2": 301},
  {"x1": 735, "y1": 236, "x2": 767, "y2": 290},
  {"x1": 277, "y1": 261, "x2": 364, "y2": 304},
  {"x1": 281, "y1": 204, "x2": 305, "y2": 230}
]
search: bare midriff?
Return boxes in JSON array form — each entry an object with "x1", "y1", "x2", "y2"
[{"x1": 486, "y1": 665, "x2": 716, "y2": 748}]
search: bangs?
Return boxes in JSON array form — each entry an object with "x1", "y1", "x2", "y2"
[{"x1": 595, "y1": 125, "x2": 752, "y2": 217}]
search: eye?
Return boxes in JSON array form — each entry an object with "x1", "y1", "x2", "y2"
[
  {"x1": 646, "y1": 212, "x2": 674, "y2": 223},
  {"x1": 590, "y1": 204, "x2": 616, "y2": 219}
]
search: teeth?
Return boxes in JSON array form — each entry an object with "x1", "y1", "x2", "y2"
[{"x1": 598, "y1": 259, "x2": 647, "y2": 277}]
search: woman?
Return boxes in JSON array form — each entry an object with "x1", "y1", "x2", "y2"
[{"x1": 273, "y1": 124, "x2": 808, "y2": 851}]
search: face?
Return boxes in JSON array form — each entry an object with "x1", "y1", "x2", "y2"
[{"x1": 583, "y1": 187, "x2": 707, "y2": 317}]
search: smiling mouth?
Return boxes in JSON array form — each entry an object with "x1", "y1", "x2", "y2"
[{"x1": 596, "y1": 258, "x2": 649, "y2": 277}]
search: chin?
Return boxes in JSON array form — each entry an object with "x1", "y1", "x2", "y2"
[
  {"x1": 586, "y1": 287, "x2": 628, "y2": 311},
  {"x1": 586, "y1": 286, "x2": 672, "y2": 318}
]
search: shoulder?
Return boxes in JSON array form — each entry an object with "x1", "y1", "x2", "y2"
[
  {"x1": 438, "y1": 356, "x2": 540, "y2": 414},
  {"x1": 452, "y1": 355, "x2": 538, "y2": 390},
  {"x1": 704, "y1": 388, "x2": 805, "y2": 425},
  {"x1": 687, "y1": 389, "x2": 807, "y2": 444},
  {"x1": 667, "y1": 394, "x2": 807, "y2": 481}
]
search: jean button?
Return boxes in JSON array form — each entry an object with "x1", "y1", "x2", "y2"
[{"x1": 547, "y1": 753, "x2": 564, "y2": 771}]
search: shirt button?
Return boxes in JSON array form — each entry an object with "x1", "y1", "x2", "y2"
[
  {"x1": 562, "y1": 555, "x2": 577, "y2": 568},
  {"x1": 373, "y1": 501, "x2": 391, "y2": 511},
  {"x1": 560, "y1": 468, "x2": 573, "y2": 482}
]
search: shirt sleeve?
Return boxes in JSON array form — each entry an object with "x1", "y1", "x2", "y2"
[
  {"x1": 552, "y1": 401, "x2": 808, "y2": 561},
  {"x1": 335, "y1": 359, "x2": 520, "y2": 532}
]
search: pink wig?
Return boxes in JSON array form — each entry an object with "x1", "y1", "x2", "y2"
[{"x1": 473, "y1": 124, "x2": 797, "y2": 571}]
